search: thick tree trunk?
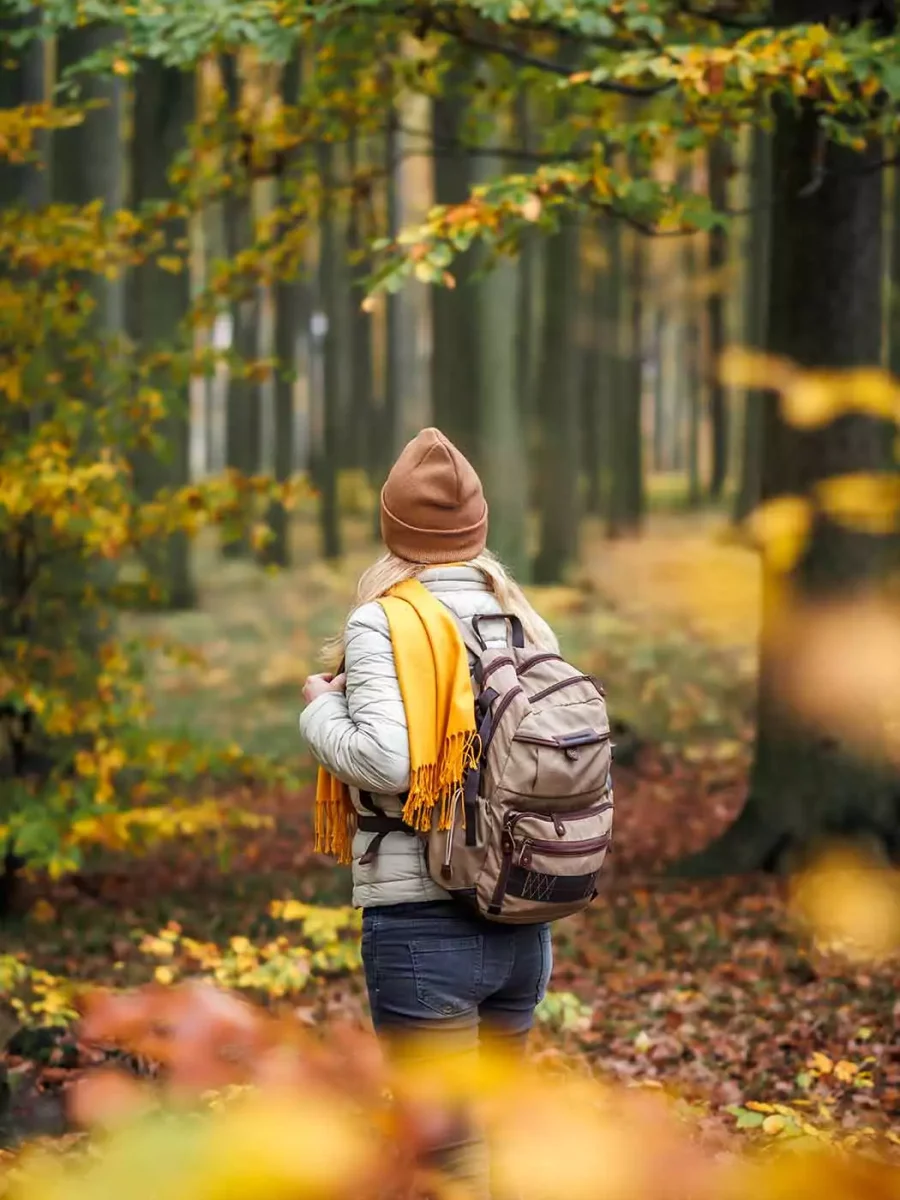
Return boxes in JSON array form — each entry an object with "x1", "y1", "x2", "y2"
[
  {"x1": 431, "y1": 80, "x2": 478, "y2": 464},
  {"x1": 221, "y1": 57, "x2": 260, "y2": 558},
  {"x1": 129, "y1": 62, "x2": 196, "y2": 608},
  {"x1": 532, "y1": 216, "x2": 582, "y2": 583},
  {"x1": 890, "y1": 150, "x2": 900, "y2": 380},
  {"x1": 734, "y1": 125, "x2": 772, "y2": 523},
  {"x1": 677, "y1": 75, "x2": 897, "y2": 876},
  {"x1": 707, "y1": 138, "x2": 730, "y2": 501}
]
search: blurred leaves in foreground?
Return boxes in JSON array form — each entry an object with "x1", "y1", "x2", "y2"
[{"x1": 2, "y1": 978, "x2": 900, "y2": 1200}]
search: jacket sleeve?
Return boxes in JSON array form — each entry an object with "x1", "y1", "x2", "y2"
[{"x1": 298, "y1": 602, "x2": 411, "y2": 795}]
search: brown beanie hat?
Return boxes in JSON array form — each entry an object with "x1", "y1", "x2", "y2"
[{"x1": 380, "y1": 428, "x2": 489, "y2": 564}]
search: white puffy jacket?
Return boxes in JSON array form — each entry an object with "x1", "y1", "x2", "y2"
[{"x1": 299, "y1": 565, "x2": 557, "y2": 909}]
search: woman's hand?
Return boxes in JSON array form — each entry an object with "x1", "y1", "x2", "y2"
[{"x1": 302, "y1": 673, "x2": 347, "y2": 704}]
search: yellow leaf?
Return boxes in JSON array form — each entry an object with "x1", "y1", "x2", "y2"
[
  {"x1": 112, "y1": 58, "x2": 131, "y2": 76},
  {"x1": 718, "y1": 346, "x2": 793, "y2": 392},
  {"x1": 747, "y1": 496, "x2": 811, "y2": 574},
  {"x1": 30, "y1": 899, "x2": 57, "y2": 924},
  {"x1": 834, "y1": 1059, "x2": 859, "y2": 1083},
  {"x1": 781, "y1": 374, "x2": 840, "y2": 429},
  {"x1": 157, "y1": 255, "x2": 183, "y2": 274},
  {"x1": 154, "y1": 965, "x2": 175, "y2": 985},
  {"x1": 809, "y1": 1051, "x2": 834, "y2": 1076},
  {"x1": 815, "y1": 472, "x2": 900, "y2": 535},
  {"x1": 762, "y1": 1115, "x2": 786, "y2": 1135}
]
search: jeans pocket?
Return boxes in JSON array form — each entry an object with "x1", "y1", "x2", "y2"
[
  {"x1": 410, "y1": 936, "x2": 482, "y2": 1017},
  {"x1": 535, "y1": 926, "x2": 553, "y2": 1005}
]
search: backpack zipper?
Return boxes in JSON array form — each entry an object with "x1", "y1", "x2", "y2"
[
  {"x1": 528, "y1": 675, "x2": 595, "y2": 703},
  {"x1": 506, "y1": 802, "x2": 613, "y2": 835},
  {"x1": 481, "y1": 686, "x2": 523, "y2": 756},
  {"x1": 513, "y1": 731, "x2": 611, "y2": 750},
  {"x1": 518, "y1": 834, "x2": 610, "y2": 866},
  {"x1": 481, "y1": 652, "x2": 563, "y2": 686},
  {"x1": 516, "y1": 653, "x2": 564, "y2": 677}
]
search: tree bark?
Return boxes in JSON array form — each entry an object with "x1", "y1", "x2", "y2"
[
  {"x1": 316, "y1": 139, "x2": 343, "y2": 561},
  {"x1": 431, "y1": 78, "x2": 478, "y2": 464},
  {"x1": 54, "y1": 28, "x2": 124, "y2": 327},
  {"x1": 734, "y1": 125, "x2": 772, "y2": 523},
  {"x1": 473, "y1": 132, "x2": 529, "y2": 579},
  {"x1": 347, "y1": 131, "x2": 375, "y2": 474},
  {"x1": 606, "y1": 225, "x2": 644, "y2": 537},
  {"x1": 533, "y1": 216, "x2": 582, "y2": 582},
  {"x1": 582, "y1": 229, "x2": 607, "y2": 516},
  {"x1": 221, "y1": 56, "x2": 260, "y2": 558},
  {"x1": 677, "y1": 40, "x2": 897, "y2": 876},
  {"x1": 890, "y1": 144, "x2": 900, "y2": 380},
  {"x1": 707, "y1": 138, "x2": 731, "y2": 501},
  {"x1": 684, "y1": 225, "x2": 703, "y2": 508},
  {"x1": 129, "y1": 62, "x2": 196, "y2": 608},
  {"x1": 266, "y1": 54, "x2": 304, "y2": 568}
]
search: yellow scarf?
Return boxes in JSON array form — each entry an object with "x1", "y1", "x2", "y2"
[{"x1": 314, "y1": 578, "x2": 478, "y2": 865}]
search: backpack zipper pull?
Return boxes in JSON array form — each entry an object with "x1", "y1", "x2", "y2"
[
  {"x1": 441, "y1": 794, "x2": 459, "y2": 880},
  {"x1": 553, "y1": 814, "x2": 566, "y2": 837}
]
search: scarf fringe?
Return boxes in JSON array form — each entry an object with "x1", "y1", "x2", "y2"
[
  {"x1": 314, "y1": 773, "x2": 355, "y2": 865},
  {"x1": 401, "y1": 731, "x2": 480, "y2": 833}
]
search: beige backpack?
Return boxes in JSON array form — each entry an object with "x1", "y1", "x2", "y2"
[{"x1": 357, "y1": 612, "x2": 613, "y2": 924}]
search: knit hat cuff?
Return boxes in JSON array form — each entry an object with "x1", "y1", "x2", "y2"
[{"x1": 381, "y1": 491, "x2": 488, "y2": 565}]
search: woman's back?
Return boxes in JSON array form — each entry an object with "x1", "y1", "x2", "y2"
[{"x1": 301, "y1": 563, "x2": 555, "y2": 908}]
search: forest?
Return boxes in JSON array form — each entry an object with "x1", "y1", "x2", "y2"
[{"x1": 2, "y1": 0, "x2": 900, "y2": 1196}]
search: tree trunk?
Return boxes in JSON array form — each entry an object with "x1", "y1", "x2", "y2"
[
  {"x1": 582, "y1": 230, "x2": 606, "y2": 516},
  {"x1": 473, "y1": 135, "x2": 528, "y2": 579},
  {"x1": 707, "y1": 138, "x2": 731, "y2": 501},
  {"x1": 734, "y1": 126, "x2": 772, "y2": 523},
  {"x1": 889, "y1": 144, "x2": 900, "y2": 380},
  {"x1": 347, "y1": 131, "x2": 375, "y2": 474},
  {"x1": 371, "y1": 106, "x2": 402, "y2": 539},
  {"x1": 316, "y1": 139, "x2": 343, "y2": 561},
  {"x1": 515, "y1": 93, "x2": 544, "y2": 440},
  {"x1": 431, "y1": 80, "x2": 478, "y2": 463},
  {"x1": 129, "y1": 62, "x2": 196, "y2": 608},
  {"x1": 606, "y1": 225, "x2": 644, "y2": 537},
  {"x1": 266, "y1": 55, "x2": 304, "y2": 568},
  {"x1": 684, "y1": 226, "x2": 703, "y2": 508},
  {"x1": 221, "y1": 56, "x2": 260, "y2": 558},
  {"x1": 54, "y1": 28, "x2": 124, "y2": 331},
  {"x1": 677, "y1": 49, "x2": 896, "y2": 876},
  {"x1": 533, "y1": 216, "x2": 581, "y2": 583}
]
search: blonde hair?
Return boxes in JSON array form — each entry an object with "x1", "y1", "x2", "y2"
[{"x1": 320, "y1": 550, "x2": 557, "y2": 672}]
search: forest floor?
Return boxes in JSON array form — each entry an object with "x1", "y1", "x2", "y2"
[{"x1": 3, "y1": 515, "x2": 899, "y2": 1154}]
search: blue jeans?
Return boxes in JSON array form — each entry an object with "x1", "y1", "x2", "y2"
[
  {"x1": 361, "y1": 900, "x2": 553, "y2": 1044},
  {"x1": 362, "y1": 902, "x2": 552, "y2": 1198}
]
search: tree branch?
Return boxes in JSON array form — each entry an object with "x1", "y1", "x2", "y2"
[{"x1": 429, "y1": 12, "x2": 674, "y2": 98}]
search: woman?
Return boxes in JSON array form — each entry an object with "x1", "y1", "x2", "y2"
[{"x1": 299, "y1": 428, "x2": 558, "y2": 1191}]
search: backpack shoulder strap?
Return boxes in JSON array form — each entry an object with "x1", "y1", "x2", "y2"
[{"x1": 445, "y1": 608, "x2": 488, "y2": 661}]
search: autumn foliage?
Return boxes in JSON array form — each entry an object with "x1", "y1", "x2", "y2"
[{"x1": 0, "y1": 976, "x2": 896, "y2": 1200}]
